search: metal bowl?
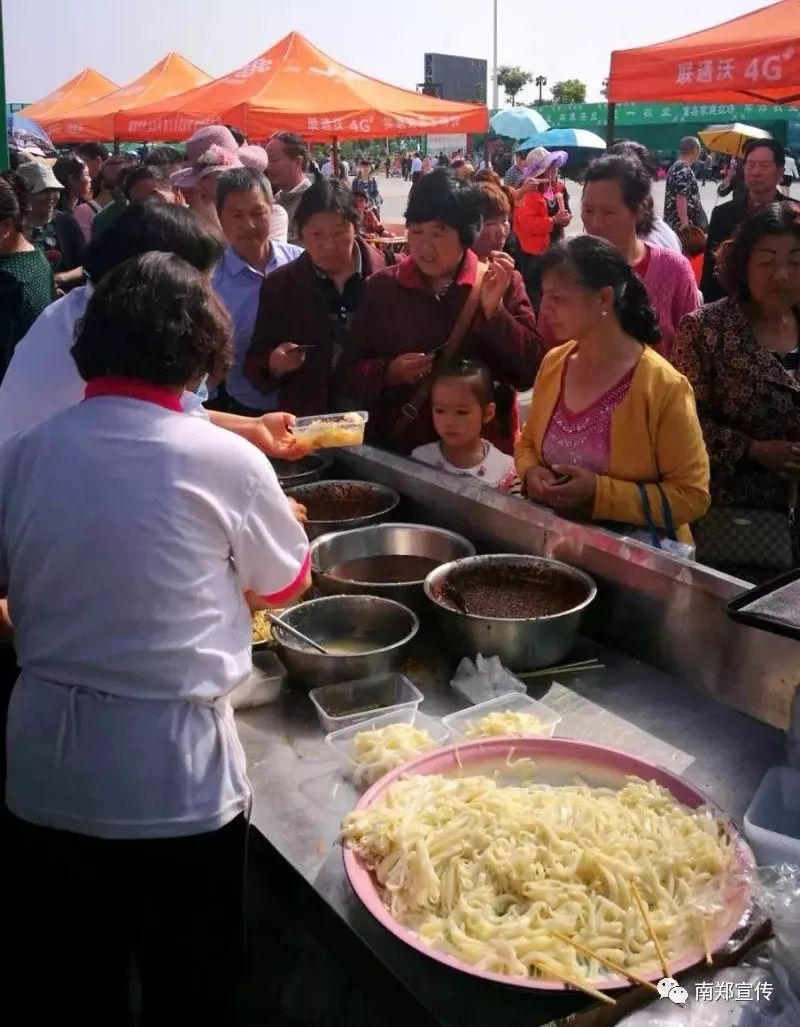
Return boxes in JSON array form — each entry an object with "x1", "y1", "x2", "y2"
[
  {"x1": 273, "y1": 594, "x2": 419, "y2": 688},
  {"x1": 270, "y1": 452, "x2": 333, "y2": 489},
  {"x1": 424, "y1": 554, "x2": 597, "y2": 671},
  {"x1": 311, "y1": 523, "x2": 476, "y2": 612},
  {"x1": 285, "y1": 480, "x2": 400, "y2": 541}
]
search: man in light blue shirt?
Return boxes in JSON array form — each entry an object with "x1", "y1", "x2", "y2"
[{"x1": 212, "y1": 168, "x2": 303, "y2": 413}]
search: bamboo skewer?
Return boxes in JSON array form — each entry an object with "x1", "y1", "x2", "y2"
[
  {"x1": 700, "y1": 916, "x2": 713, "y2": 967},
  {"x1": 529, "y1": 958, "x2": 617, "y2": 1006},
  {"x1": 631, "y1": 881, "x2": 671, "y2": 980},
  {"x1": 551, "y1": 931, "x2": 660, "y2": 994},
  {"x1": 518, "y1": 659, "x2": 605, "y2": 680}
]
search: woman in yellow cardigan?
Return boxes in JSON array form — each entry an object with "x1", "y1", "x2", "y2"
[{"x1": 515, "y1": 236, "x2": 710, "y2": 544}]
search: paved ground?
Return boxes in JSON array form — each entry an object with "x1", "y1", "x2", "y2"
[{"x1": 376, "y1": 172, "x2": 799, "y2": 232}]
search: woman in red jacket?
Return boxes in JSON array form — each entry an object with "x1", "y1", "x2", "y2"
[{"x1": 513, "y1": 148, "x2": 570, "y2": 307}]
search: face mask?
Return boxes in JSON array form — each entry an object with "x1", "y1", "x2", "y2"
[{"x1": 182, "y1": 374, "x2": 209, "y2": 415}]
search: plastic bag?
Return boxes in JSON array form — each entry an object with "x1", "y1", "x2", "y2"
[{"x1": 450, "y1": 654, "x2": 526, "y2": 704}]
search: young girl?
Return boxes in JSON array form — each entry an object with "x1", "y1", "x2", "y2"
[{"x1": 412, "y1": 361, "x2": 521, "y2": 494}]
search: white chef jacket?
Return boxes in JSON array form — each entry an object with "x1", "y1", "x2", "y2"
[{"x1": 0, "y1": 377, "x2": 310, "y2": 839}]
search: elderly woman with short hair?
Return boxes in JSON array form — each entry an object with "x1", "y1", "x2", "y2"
[
  {"x1": 243, "y1": 178, "x2": 386, "y2": 414},
  {"x1": 336, "y1": 169, "x2": 541, "y2": 454}
]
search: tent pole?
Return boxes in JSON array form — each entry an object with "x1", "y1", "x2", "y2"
[
  {"x1": 0, "y1": 0, "x2": 8, "y2": 173},
  {"x1": 605, "y1": 102, "x2": 616, "y2": 147},
  {"x1": 332, "y1": 135, "x2": 339, "y2": 176}
]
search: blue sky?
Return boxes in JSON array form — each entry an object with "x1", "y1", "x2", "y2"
[{"x1": 6, "y1": 0, "x2": 770, "y2": 105}]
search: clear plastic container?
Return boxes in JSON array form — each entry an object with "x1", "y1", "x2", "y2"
[
  {"x1": 308, "y1": 673, "x2": 423, "y2": 733},
  {"x1": 744, "y1": 765, "x2": 800, "y2": 867},
  {"x1": 443, "y1": 692, "x2": 562, "y2": 740},
  {"x1": 291, "y1": 411, "x2": 369, "y2": 449},
  {"x1": 230, "y1": 650, "x2": 286, "y2": 709},
  {"x1": 325, "y1": 707, "x2": 449, "y2": 784}
]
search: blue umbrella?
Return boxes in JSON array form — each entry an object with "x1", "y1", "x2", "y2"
[
  {"x1": 8, "y1": 113, "x2": 56, "y2": 156},
  {"x1": 518, "y1": 127, "x2": 606, "y2": 151},
  {"x1": 490, "y1": 107, "x2": 549, "y2": 141}
]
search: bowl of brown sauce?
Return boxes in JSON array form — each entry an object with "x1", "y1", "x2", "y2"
[{"x1": 424, "y1": 555, "x2": 597, "y2": 671}]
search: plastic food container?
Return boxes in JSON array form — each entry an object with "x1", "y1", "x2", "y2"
[
  {"x1": 325, "y1": 707, "x2": 449, "y2": 783},
  {"x1": 443, "y1": 692, "x2": 562, "y2": 740},
  {"x1": 291, "y1": 411, "x2": 369, "y2": 449},
  {"x1": 230, "y1": 651, "x2": 286, "y2": 709},
  {"x1": 743, "y1": 765, "x2": 800, "y2": 867},
  {"x1": 308, "y1": 673, "x2": 423, "y2": 733}
]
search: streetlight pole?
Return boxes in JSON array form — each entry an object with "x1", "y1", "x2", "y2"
[{"x1": 491, "y1": 0, "x2": 499, "y2": 110}]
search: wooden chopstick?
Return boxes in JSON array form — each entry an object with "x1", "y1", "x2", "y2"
[
  {"x1": 631, "y1": 881, "x2": 671, "y2": 980},
  {"x1": 552, "y1": 931, "x2": 660, "y2": 994},
  {"x1": 530, "y1": 957, "x2": 617, "y2": 1006}
]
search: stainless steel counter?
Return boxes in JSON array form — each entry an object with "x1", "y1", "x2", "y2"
[{"x1": 237, "y1": 638, "x2": 785, "y2": 1027}]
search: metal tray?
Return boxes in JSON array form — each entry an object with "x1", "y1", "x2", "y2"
[{"x1": 725, "y1": 568, "x2": 800, "y2": 642}]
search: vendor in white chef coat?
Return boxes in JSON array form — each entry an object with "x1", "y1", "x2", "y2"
[{"x1": 1, "y1": 251, "x2": 311, "y2": 1027}]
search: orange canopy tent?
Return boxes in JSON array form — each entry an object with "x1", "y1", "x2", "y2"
[
  {"x1": 607, "y1": 0, "x2": 800, "y2": 105},
  {"x1": 22, "y1": 68, "x2": 118, "y2": 123},
  {"x1": 43, "y1": 53, "x2": 213, "y2": 143},
  {"x1": 115, "y1": 32, "x2": 488, "y2": 142}
]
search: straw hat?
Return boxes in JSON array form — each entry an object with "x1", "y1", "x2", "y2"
[
  {"x1": 523, "y1": 147, "x2": 569, "y2": 181},
  {"x1": 171, "y1": 125, "x2": 243, "y2": 189}
]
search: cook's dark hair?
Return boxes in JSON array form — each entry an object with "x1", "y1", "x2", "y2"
[
  {"x1": 743, "y1": 137, "x2": 786, "y2": 170},
  {"x1": 270, "y1": 131, "x2": 309, "y2": 171},
  {"x1": 144, "y1": 145, "x2": 183, "y2": 168},
  {"x1": 432, "y1": 359, "x2": 495, "y2": 407},
  {"x1": 296, "y1": 177, "x2": 358, "y2": 232},
  {"x1": 539, "y1": 235, "x2": 661, "y2": 346},
  {"x1": 83, "y1": 201, "x2": 223, "y2": 283},
  {"x1": 0, "y1": 171, "x2": 30, "y2": 232},
  {"x1": 53, "y1": 154, "x2": 87, "y2": 209},
  {"x1": 583, "y1": 154, "x2": 655, "y2": 235},
  {"x1": 76, "y1": 142, "x2": 109, "y2": 163},
  {"x1": 216, "y1": 167, "x2": 271, "y2": 212},
  {"x1": 717, "y1": 201, "x2": 800, "y2": 301},
  {"x1": 405, "y1": 169, "x2": 482, "y2": 246},
  {"x1": 72, "y1": 251, "x2": 232, "y2": 385}
]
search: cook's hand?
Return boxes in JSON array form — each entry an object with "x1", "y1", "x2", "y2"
[
  {"x1": 544, "y1": 464, "x2": 598, "y2": 511},
  {"x1": 247, "y1": 412, "x2": 311, "y2": 461},
  {"x1": 287, "y1": 498, "x2": 307, "y2": 524},
  {"x1": 269, "y1": 343, "x2": 306, "y2": 378},
  {"x1": 524, "y1": 466, "x2": 558, "y2": 503},
  {"x1": 515, "y1": 178, "x2": 537, "y2": 198},
  {"x1": 749, "y1": 440, "x2": 800, "y2": 476},
  {"x1": 480, "y1": 252, "x2": 515, "y2": 320},
  {"x1": 386, "y1": 352, "x2": 433, "y2": 386}
]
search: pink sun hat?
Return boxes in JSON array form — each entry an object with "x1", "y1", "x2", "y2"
[
  {"x1": 523, "y1": 146, "x2": 569, "y2": 181},
  {"x1": 171, "y1": 125, "x2": 243, "y2": 189},
  {"x1": 238, "y1": 145, "x2": 269, "y2": 175}
]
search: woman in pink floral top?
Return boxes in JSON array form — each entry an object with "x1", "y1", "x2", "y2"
[{"x1": 412, "y1": 361, "x2": 521, "y2": 494}]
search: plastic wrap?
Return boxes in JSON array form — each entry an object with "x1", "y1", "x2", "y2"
[{"x1": 449, "y1": 654, "x2": 526, "y2": 704}]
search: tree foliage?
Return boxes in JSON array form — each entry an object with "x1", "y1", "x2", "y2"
[
  {"x1": 496, "y1": 65, "x2": 534, "y2": 106},
  {"x1": 550, "y1": 79, "x2": 587, "y2": 104}
]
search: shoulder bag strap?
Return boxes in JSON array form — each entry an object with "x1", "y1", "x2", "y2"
[
  {"x1": 389, "y1": 261, "x2": 488, "y2": 441},
  {"x1": 637, "y1": 484, "x2": 663, "y2": 550},
  {"x1": 655, "y1": 483, "x2": 679, "y2": 542}
]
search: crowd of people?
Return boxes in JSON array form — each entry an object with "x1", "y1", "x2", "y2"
[{"x1": 0, "y1": 120, "x2": 799, "y2": 1024}]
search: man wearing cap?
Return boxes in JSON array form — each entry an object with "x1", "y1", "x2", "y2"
[
  {"x1": 265, "y1": 133, "x2": 313, "y2": 246},
  {"x1": 16, "y1": 161, "x2": 86, "y2": 292}
]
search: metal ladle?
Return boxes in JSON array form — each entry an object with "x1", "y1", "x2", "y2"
[{"x1": 264, "y1": 611, "x2": 330, "y2": 655}]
